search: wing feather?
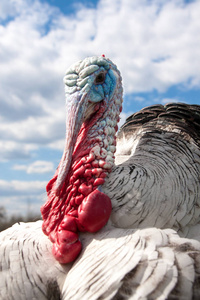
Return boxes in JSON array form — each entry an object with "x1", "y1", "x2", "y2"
[{"x1": 1, "y1": 222, "x2": 200, "y2": 299}]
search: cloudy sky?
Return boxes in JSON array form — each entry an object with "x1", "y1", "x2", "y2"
[{"x1": 0, "y1": 0, "x2": 200, "y2": 217}]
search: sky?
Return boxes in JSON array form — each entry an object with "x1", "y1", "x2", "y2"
[{"x1": 0, "y1": 0, "x2": 200, "y2": 217}]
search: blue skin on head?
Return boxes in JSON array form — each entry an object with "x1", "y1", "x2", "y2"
[{"x1": 87, "y1": 68, "x2": 117, "y2": 104}]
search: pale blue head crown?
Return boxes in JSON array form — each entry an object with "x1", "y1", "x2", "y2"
[{"x1": 63, "y1": 55, "x2": 120, "y2": 103}]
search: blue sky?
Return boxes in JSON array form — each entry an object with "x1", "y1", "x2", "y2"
[{"x1": 0, "y1": 0, "x2": 200, "y2": 216}]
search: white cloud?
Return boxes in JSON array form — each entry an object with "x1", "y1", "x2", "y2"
[
  {"x1": 0, "y1": 179, "x2": 47, "y2": 217},
  {"x1": 49, "y1": 138, "x2": 65, "y2": 151},
  {"x1": 0, "y1": 106, "x2": 66, "y2": 143},
  {"x1": 161, "y1": 98, "x2": 181, "y2": 104},
  {"x1": 0, "y1": 179, "x2": 46, "y2": 195},
  {"x1": 1, "y1": 195, "x2": 44, "y2": 217},
  {"x1": 0, "y1": 141, "x2": 36, "y2": 161},
  {"x1": 0, "y1": 0, "x2": 200, "y2": 216},
  {"x1": 118, "y1": 111, "x2": 134, "y2": 129},
  {"x1": 0, "y1": 180, "x2": 46, "y2": 217},
  {"x1": 1, "y1": 0, "x2": 199, "y2": 142},
  {"x1": 13, "y1": 160, "x2": 54, "y2": 174},
  {"x1": 134, "y1": 96, "x2": 145, "y2": 102}
]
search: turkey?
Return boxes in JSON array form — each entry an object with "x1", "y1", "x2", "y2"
[
  {"x1": 1, "y1": 55, "x2": 200, "y2": 300},
  {"x1": 1, "y1": 221, "x2": 200, "y2": 299}
]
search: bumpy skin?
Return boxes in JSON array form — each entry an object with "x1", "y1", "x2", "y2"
[{"x1": 41, "y1": 56, "x2": 123, "y2": 263}]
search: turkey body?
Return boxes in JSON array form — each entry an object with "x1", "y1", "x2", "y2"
[
  {"x1": 1, "y1": 103, "x2": 200, "y2": 300},
  {"x1": 1, "y1": 220, "x2": 200, "y2": 300},
  {"x1": 1, "y1": 55, "x2": 200, "y2": 299},
  {"x1": 103, "y1": 103, "x2": 200, "y2": 240}
]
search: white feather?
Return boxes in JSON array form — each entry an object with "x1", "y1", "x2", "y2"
[{"x1": 1, "y1": 221, "x2": 200, "y2": 299}]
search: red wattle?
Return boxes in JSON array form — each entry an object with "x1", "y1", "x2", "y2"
[
  {"x1": 77, "y1": 190, "x2": 112, "y2": 232},
  {"x1": 60, "y1": 215, "x2": 78, "y2": 232},
  {"x1": 52, "y1": 238, "x2": 82, "y2": 264},
  {"x1": 57, "y1": 229, "x2": 78, "y2": 244},
  {"x1": 41, "y1": 99, "x2": 116, "y2": 264}
]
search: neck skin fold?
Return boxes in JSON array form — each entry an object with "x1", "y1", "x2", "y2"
[{"x1": 41, "y1": 78, "x2": 122, "y2": 236}]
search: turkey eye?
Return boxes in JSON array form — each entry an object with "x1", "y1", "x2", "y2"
[{"x1": 94, "y1": 72, "x2": 106, "y2": 84}]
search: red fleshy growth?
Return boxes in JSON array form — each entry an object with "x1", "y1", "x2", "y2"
[
  {"x1": 50, "y1": 215, "x2": 81, "y2": 263},
  {"x1": 94, "y1": 178, "x2": 105, "y2": 186},
  {"x1": 78, "y1": 183, "x2": 93, "y2": 196},
  {"x1": 41, "y1": 100, "x2": 116, "y2": 264},
  {"x1": 52, "y1": 232, "x2": 82, "y2": 264},
  {"x1": 60, "y1": 215, "x2": 78, "y2": 232},
  {"x1": 77, "y1": 190, "x2": 112, "y2": 232},
  {"x1": 42, "y1": 189, "x2": 112, "y2": 263}
]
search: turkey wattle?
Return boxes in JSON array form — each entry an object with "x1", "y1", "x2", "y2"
[
  {"x1": 41, "y1": 56, "x2": 123, "y2": 263},
  {"x1": 1, "y1": 55, "x2": 200, "y2": 299}
]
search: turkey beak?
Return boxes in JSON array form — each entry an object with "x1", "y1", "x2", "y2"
[{"x1": 55, "y1": 92, "x2": 87, "y2": 194}]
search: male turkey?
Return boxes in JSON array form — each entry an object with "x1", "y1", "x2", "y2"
[{"x1": 1, "y1": 55, "x2": 200, "y2": 299}]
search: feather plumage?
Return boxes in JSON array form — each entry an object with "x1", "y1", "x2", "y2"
[
  {"x1": 1, "y1": 57, "x2": 200, "y2": 299},
  {"x1": 1, "y1": 221, "x2": 200, "y2": 299},
  {"x1": 104, "y1": 103, "x2": 200, "y2": 239}
]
